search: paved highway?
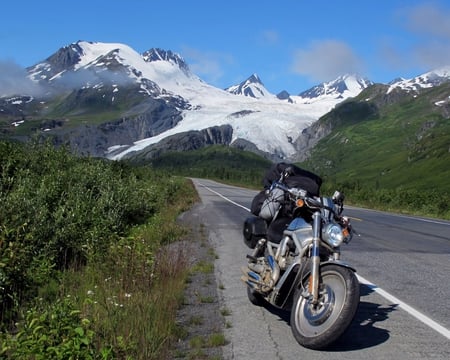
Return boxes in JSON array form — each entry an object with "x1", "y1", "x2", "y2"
[{"x1": 189, "y1": 178, "x2": 450, "y2": 360}]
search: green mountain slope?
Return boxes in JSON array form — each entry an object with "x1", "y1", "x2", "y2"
[
  {"x1": 145, "y1": 145, "x2": 272, "y2": 186},
  {"x1": 300, "y1": 82, "x2": 450, "y2": 193}
]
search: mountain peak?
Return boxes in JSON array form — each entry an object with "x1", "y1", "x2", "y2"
[
  {"x1": 247, "y1": 73, "x2": 262, "y2": 84},
  {"x1": 225, "y1": 73, "x2": 273, "y2": 99},
  {"x1": 27, "y1": 40, "x2": 142, "y2": 84},
  {"x1": 142, "y1": 48, "x2": 190, "y2": 74},
  {"x1": 298, "y1": 74, "x2": 373, "y2": 100},
  {"x1": 387, "y1": 65, "x2": 450, "y2": 93}
]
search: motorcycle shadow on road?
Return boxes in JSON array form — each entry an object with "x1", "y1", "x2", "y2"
[
  {"x1": 262, "y1": 283, "x2": 396, "y2": 351},
  {"x1": 328, "y1": 283, "x2": 396, "y2": 351}
]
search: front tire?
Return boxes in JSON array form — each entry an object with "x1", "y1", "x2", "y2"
[{"x1": 290, "y1": 264, "x2": 360, "y2": 350}]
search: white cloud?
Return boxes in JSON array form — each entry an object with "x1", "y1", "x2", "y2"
[
  {"x1": 405, "y1": 3, "x2": 450, "y2": 68},
  {"x1": 406, "y1": 3, "x2": 450, "y2": 39},
  {"x1": 381, "y1": 3, "x2": 450, "y2": 72},
  {"x1": 291, "y1": 40, "x2": 364, "y2": 82},
  {"x1": 181, "y1": 46, "x2": 235, "y2": 87},
  {"x1": 0, "y1": 60, "x2": 44, "y2": 97}
]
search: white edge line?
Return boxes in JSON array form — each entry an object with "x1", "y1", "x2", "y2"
[
  {"x1": 346, "y1": 206, "x2": 450, "y2": 226},
  {"x1": 200, "y1": 181, "x2": 450, "y2": 341},
  {"x1": 200, "y1": 183, "x2": 250, "y2": 212}
]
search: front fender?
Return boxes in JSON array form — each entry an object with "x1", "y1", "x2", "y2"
[
  {"x1": 298, "y1": 259, "x2": 357, "y2": 281},
  {"x1": 320, "y1": 259, "x2": 357, "y2": 273}
]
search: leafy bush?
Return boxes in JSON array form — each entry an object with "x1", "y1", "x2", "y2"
[
  {"x1": 0, "y1": 297, "x2": 101, "y2": 359},
  {"x1": 1, "y1": 140, "x2": 199, "y2": 359},
  {"x1": 0, "y1": 141, "x2": 162, "y2": 325}
]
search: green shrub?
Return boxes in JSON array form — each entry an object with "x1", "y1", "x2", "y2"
[
  {"x1": 0, "y1": 141, "x2": 163, "y2": 325},
  {"x1": 1, "y1": 140, "x2": 199, "y2": 359},
  {"x1": 0, "y1": 297, "x2": 100, "y2": 359}
]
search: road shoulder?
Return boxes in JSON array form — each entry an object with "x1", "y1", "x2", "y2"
[{"x1": 171, "y1": 202, "x2": 226, "y2": 359}]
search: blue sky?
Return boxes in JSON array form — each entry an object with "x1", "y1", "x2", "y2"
[{"x1": 1, "y1": 0, "x2": 450, "y2": 94}]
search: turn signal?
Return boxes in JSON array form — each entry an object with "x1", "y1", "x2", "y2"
[
  {"x1": 296, "y1": 199, "x2": 304, "y2": 207},
  {"x1": 342, "y1": 227, "x2": 350, "y2": 237}
]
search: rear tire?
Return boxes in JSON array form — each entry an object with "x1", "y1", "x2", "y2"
[{"x1": 290, "y1": 264, "x2": 359, "y2": 349}]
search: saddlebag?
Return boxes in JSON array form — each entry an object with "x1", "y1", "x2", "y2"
[
  {"x1": 251, "y1": 187, "x2": 285, "y2": 221},
  {"x1": 258, "y1": 187, "x2": 284, "y2": 221},
  {"x1": 243, "y1": 216, "x2": 267, "y2": 249}
]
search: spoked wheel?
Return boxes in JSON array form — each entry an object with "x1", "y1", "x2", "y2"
[{"x1": 290, "y1": 264, "x2": 360, "y2": 350}]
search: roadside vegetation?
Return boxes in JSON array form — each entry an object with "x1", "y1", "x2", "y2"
[{"x1": 0, "y1": 140, "x2": 199, "y2": 359}]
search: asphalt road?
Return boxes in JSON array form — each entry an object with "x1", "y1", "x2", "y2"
[{"x1": 189, "y1": 178, "x2": 450, "y2": 360}]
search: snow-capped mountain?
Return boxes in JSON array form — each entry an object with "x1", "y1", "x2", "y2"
[
  {"x1": 223, "y1": 73, "x2": 372, "y2": 104},
  {"x1": 387, "y1": 66, "x2": 450, "y2": 93},
  {"x1": 27, "y1": 42, "x2": 186, "y2": 99},
  {"x1": 224, "y1": 74, "x2": 274, "y2": 99},
  {"x1": 23, "y1": 40, "x2": 371, "y2": 160},
  {"x1": 111, "y1": 70, "x2": 370, "y2": 160},
  {"x1": 4, "y1": 40, "x2": 448, "y2": 162},
  {"x1": 296, "y1": 75, "x2": 373, "y2": 101}
]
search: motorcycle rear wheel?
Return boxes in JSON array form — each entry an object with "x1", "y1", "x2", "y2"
[{"x1": 290, "y1": 264, "x2": 359, "y2": 350}]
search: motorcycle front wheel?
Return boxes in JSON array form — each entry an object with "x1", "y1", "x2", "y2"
[{"x1": 290, "y1": 264, "x2": 360, "y2": 350}]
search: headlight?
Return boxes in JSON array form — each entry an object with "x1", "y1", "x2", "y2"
[{"x1": 322, "y1": 223, "x2": 345, "y2": 247}]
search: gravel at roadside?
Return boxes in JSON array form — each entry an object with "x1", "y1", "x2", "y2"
[{"x1": 171, "y1": 203, "x2": 226, "y2": 359}]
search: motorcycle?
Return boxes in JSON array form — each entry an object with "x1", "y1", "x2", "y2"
[{"x1": 241, "y1": 166, "x2": 360, "y2": 350}]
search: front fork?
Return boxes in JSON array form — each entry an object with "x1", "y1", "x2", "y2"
[{"x1": 309, "y1": 211, "x2": 321, "y2": 304}]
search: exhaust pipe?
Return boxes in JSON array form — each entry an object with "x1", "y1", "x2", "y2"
[
  {"x1": 267, "y1": 254, "x2": 280, "y2": 286},
  {"x1": 240, "y1": 267, "x2": 262, "y2": 285},
  {"x1": 248, "y1": 271, "x2": 261, "y2": 281},
  {"x1": 240, "y1": 275, "x2": 257, "y2": 289}
]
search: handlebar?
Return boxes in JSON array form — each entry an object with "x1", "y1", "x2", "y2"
[
  {"x1": 271, "y1": 181, "x2": 317, "y2": 204},
  {"x1": 271, "y1": 181, "x2": 307, "y2": 198},
  {"x1": 270, "y1": 181, "x2": 344, "y2": 216}
]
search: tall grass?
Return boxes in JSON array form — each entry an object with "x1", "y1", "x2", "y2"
[{"x1": 0, "y1": 140, "x2": 199, "y2": 359}]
